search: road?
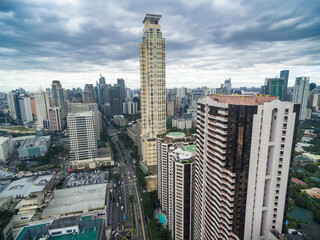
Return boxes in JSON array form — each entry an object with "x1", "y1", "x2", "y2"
[{"x1": 103, "y1": 117, "x2": 149, "y2": 240}]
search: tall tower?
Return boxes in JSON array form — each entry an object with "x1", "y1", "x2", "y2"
[
  {"x1": 280, "y1": 70, "x2": 289, "y2": 101},
  {"x1": 292, "y1": 76, "x2": 310, "y2": 120},
  {"x1": 194, "y1": 95, "x2": 299, "y2": 240},
  {"x1": 140, "y1": 14, "x2": 166, "y2": 174},
  {"x1": 84, "y1": 84, "x2": 96, "y2": 103},
  {"x1": 67, "y1": 111, "x2": 98, "y2": 161},
  {"x1": 51, "y1": 80, "x2": 66, "y2": 120},
  {"x1": 35, "y1": 90, "x2": 51, "y2": 129}
]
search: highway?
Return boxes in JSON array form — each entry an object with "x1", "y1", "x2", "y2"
[{"x1": 103, "y1": 117, "x2": 149, "y2": 240}]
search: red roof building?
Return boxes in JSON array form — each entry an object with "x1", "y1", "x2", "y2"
[{"x1": 291, "y1": 177, "x2": 307, "y2": 186}]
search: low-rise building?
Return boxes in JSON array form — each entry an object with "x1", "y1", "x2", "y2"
[
  {"x1": 113, "y1": 115, "x2": 127, "y2": 127},
  {"x1": 15, "y1": 216, "x2": 104, "y2": 240},
  {"x1": 69, "y1": 148, "x2": 113, "y2": 171},
  {"x1": 41, "y1": 184, "x2": 107, "y2": 219},
  {"x1": 127, "y1": 124, "x2": 140, "y2": 146},
  {"x1": 18, "y1": 136, "x2": 51, "y2": 160},
  {"x1": 0, "y1": 136, "x2": 14, "y2": 163},
  {"x1": 303, "y1": 187, "x2": 320, "y2": 198},
  {"x1": 0, "y1": 175, "x2": 54, "y2": 199}
]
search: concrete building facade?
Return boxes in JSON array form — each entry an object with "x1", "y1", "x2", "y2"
[
  {"x1": 140, "y1": 14, "x2": 166, "y2": 174},
  {"x1": 292, "y1": 77, "x2": 310, "y2": 120},
  {"x1": 34, "y1": 91, "x2": 51, "y2": 129},
  {"x1": 157, "y1": 132, "x2": 195, "y2": 240},
  {"x1": 193, "y1": 95, "x2": 299, "y2": 240},
  {"x1": 67, "y1": 111, "x2": 97, "y2": 161},
  {"x1": 0, "y1": 136, "x2": 14, "y2": 162}
]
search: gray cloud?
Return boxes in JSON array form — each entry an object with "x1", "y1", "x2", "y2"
[{"x1": 0, "y1": 0, "x2": 319, "y2": 91}]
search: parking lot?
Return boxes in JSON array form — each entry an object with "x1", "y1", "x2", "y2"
[{"x1": 65, "y1": 170, "x2": 108, "y2": 188}]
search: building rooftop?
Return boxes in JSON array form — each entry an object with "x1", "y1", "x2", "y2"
[
  {"x1": 291, "y1": 177, "x2": 307, "y2": 186},
  {"x1": 19, "y1": 136, "x2": 51, "y2": 149},
  {"x1": 49, "y1": 216, "x2": 81, "y2": 230},
  {"x1": 0, "y1": 136, "x2": 11, "y2": 144},
  {"x1": 181, "y1": 145, "x2": 196, "y2": 153},
  {"x1": 42, "y1": 184, "x2": 107, "y2": 218},
  {"x1": 208, "y1": 95, "x2": 279, "y2": 105},
  {"x1": 143, "y1": 14, "x2": 162, "y2": 23},
  {"x1": 97, "y1": 147, "x2": 111, "y2": 158},
  {"x1": 0, "y1": 175, "x2": 53, "y2": 198},
  {"x1": 166, "y1": 132, "x2": 185, "y2": 139}
]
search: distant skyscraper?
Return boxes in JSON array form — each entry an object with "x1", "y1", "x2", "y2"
[
  {"x1": 96, "y1": 74, "x2": 107, "y2": 107},
  {"x1": 35, "y1": 90, "x2": 51, "y2": 129},
  {"x1": 123, "y1": 101, "x2": 138, "y2": 115},
  {"x1": 265, "y1": 77, "x2": 285, "y2": 100},
  {"x1": 157, "y1": 133, "x2": 195, "y2": 240},
  {"x1": 221, "y1": 78, "x2": 232, "y2": 93},
  {"x1": 7, "y1": 91, "x2": 20, "y2": 121},
  {"x1": 110, "y1": 85, "x2": 122, "y2": 116},
  {"x1": 84, "y1": 84, "x2": 96, "y2": 103},
  {"x1": 67, "y1": 111, "x2": 97, "y2": 161},
  {"x1": 18, "y1": 96, "x2": 33, "y2": 123},
  {"x1": 49, "y1": 107, "x2": 62, "y2": 131},
  {"x1": 292, "y1": 76, "x2": 310, "y2": 120},
  {"x1": 194, "y1": 95, "x2": 299, "y2": 240},
  {"x1": 140, "y1": 14, "x2": 166, "y2": 174},
  {"x1": 280, "y1": 70, "x2": 289, "y2": 101},
  {"x1": 51, "y1": 80, "x2": 66, "y2": 119},
  {"x1": 117, "y1": 78, "x2": 126, "y2": 112}
]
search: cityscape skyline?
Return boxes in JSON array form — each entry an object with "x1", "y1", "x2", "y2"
[{"x1": 1, "y1": 0, "x2": 320, "y2": 91}]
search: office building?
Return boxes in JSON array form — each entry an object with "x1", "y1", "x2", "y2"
[
  {"x1": 221, "y1": 78, "x2": 232, "y2": 93},
  {"x1": 34, "y1": 90, "x2": 51, "y2": 129},
  {"x1": 265, "y1": 78, "x2": 285, "y2": 101},
  {"x1": 140, "y1": 14, "x2": 166, "y2": 174},
  {"x1": 29, "y1": 96, "x2": 37, "y2": 115},
  {"x1": 96, "y1": 74, "x2": 108, "y2": 107},
  {"x1": 194, "y1": 95, "x2": 299, "y2": 240},
  {"x1": 7, "y1": 91, "x2": 19, "y2": 120},
  {"x1": 280, "y1": 70, "x2": 289, "y2": 101},
  {"x1": 67, "y1": 111, "x2": 97, "y2": 161},
  {"x1": 117, "y1": 78, "x2": 126, "y2": 112},
  {"x1": 51, "y1": 80, "x2": 66, "y2": 119},
  {"x1": 0, "y1": 136, "x2": 14, "y2": 162},
  {"x1": 123, "y1": 101, "x2": 138, "y2": 115},
  {"x1": 113, "y1": 115, "x2": 127, "y2": 127},
  {"x1": 157, "y1": 132, "x2": 195, "y2": 240},
  {"x1": 49, "y1": 107, "x2": 63, "y2": 131},
  {"x1": 110, "y1": 85, "x2": 122, "y2": 116},
  {"x1": 167, "y1": 101, "x2": 175, "y2": 116},
  {"x1": 18, "y1": 135, "x2": 51, "y2": 160},
  {"x1": 18, "y1": 96, "x2": 33, "y2": 123},
  {"x1": 84, "y1": 84, "x2": 96, "y2": 103},
  {"x1": 292, "y1": 77, "x2": 310, "y2": 120},
  {"x1": 67, "y1": 103, "x2": 101, "y2": 140}
]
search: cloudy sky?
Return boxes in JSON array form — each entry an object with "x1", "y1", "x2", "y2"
[{"x1": 0, "y1": 0, "x2": 319, "y2": 91}]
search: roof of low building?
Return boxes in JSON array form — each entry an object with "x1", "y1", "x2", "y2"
[{"x1": 291, "y1": 177, "x2": 307, "y2": 186}]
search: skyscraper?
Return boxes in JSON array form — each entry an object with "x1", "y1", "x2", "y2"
[
  {"x1": 157, "y1": 133, "x2": 195, "y2": 240},
  {"x1": 84, "y1": 84, "x2": 96, "y2": 103},
  {"x1": 67, "y1": 103, "x2": 101, "y2": 140},
  {"x1": 292, "y1": 76, "x2": 310, "y2": 120},
  {"x1": 51, "y1": 80, "x2": 66, "y2": 120},
  {"x1": 18, "y1": 96, "x2": 33, "y2": 123},
  {"x1": 117, "y1": 78, "x2": 126, "y2": 112},
  {"x1": 110, "y1": 85, "x2": 122, "y2": 116},
  {"x1": 67, "y1": 111, "x2": 97, "y2": 161},
  {"x1": 280, "y1": 70, "x2": 289, "y2": 101},
  {"x1": 194, "y1": 95, "x2": 299, "y2": 240},
  {"x1": 35, "y1": 90, "x2": 51, "y2": 129},
  {"x1": 140, "y1": 14, "x2": 166, "y2": 174},
  {"x1": 265, "y1": 78, "x2": 285, "y2": 100}
]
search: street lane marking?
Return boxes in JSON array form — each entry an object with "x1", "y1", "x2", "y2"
[{"x1": 134, "y1": 181, "x2": 146, "y2": 240}]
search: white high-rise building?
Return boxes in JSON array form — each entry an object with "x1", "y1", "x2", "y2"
[
  {"x1": 140, "y1": 14, "x2": 166, "y2": 174},
  {"x1": 194, "y1": 95, "x2": 299, "y2": 240},
  {"x1": 67, "y1": 111, "x2": 97, "y2": 161},
  {"x1": 0, "y1": 136, "x2": 14, "y2": 162},
  {"x1": 292, "y1": 76, "x2": 310, "y2": 120},
  {"x1": 35, "y1": 90, "x2": 51, "y2": 129},
  {"x1": 19, "y1": 96, "x2": 33, "y2": 123},
  {"x1": 157, "y1": 132, "x2": 196, "y2": 240}
]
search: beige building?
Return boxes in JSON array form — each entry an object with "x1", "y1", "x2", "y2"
[{"x1": 140, "y1": 14, "x2": 166, "y2": 174}]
